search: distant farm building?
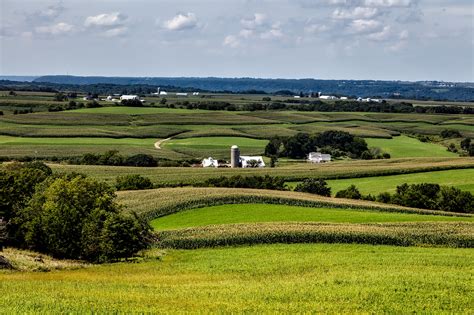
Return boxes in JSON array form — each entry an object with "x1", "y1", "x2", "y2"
[
  {"x1": 230, "y1": 145, "x2": 265, "y2": 168},
  {"x1": 120, "y1": 95, "x2": 140, "y2": 101},
  {"x1": 308, "y1": 152, "x2": 331, "y2": 163},
  {"x1": 193, "y1": 92, "x2": 200, "y2": 96},
  {"x1": 160, "y1": 91, "x2": 168, "y2": 96},
  {"x1": 176, "y1": 93, "x2": 188, "y2": 97},
  {"x1": 240, "y1": 156, "x2": 265, "y2": 168},
  {"x1": 319, "y1": 95, "x2": 337, "y2": 100},
  {"x1": 202, "y1": 157, "x2": 219, "y2": 168}
]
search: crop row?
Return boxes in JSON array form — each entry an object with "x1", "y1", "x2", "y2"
[{"x1": 155, "y1": 222, "x2": 474, "y2": 249}]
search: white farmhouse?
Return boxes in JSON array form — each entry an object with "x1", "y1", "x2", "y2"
[
  {"x1": 308, "y1": 152, "x2": 331, "y2": 163},
  {"x1": 176, "y1": 92, "x2": 188, "y2": 97},
  {"x1": 120, "y1": 95, "x2": 140, "y2": 101},
  {"x1": 202, "y1": 157, "x2": 219, "y2": 168},
  {"x1": 319, "y1": 95, "x2": 338, "y2": 100},
  {"x1": 240, "y1": 156, "x2": 265, "y2": 168},
  {"x1": 160, "y1": 91, "x2": 168, "y2": 96}
]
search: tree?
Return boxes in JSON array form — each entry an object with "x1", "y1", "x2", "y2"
[
  {"x1": 391, "y1": 183, "x2": 440, "y2": 210},
  {"x1": 115, "y1": 175, "x2": 153, "y2": 191},
  {"x1": 125, "y1": 154, "x2": 158, "y2": 167},
  {"x1": 437, "y1": 186, "x2": 474, "y2": 213},
  {"x1": 469, "y1": 144, "x2": 474, "y2": 157},
  {"x1": 53, "y1": 92, "x2": 67, "y2": 102},
  {"x1": 294, "y1": 179, "x2": 331, "y2": 197},
  {"x1": 335, "y1": 185, "x2": 362, "y2": 199},
  {"x1": 440, "y1": 129, "x2": 462, "y2": 138},
  {"x1": 14, "y1": 175, "x2": 151, "y2": 262},
  {"x1": 246, "y1": 159, "x2": 262, "y2": 168},
  {"x1": 460, "y1": 138, "x2": 471, "y2": 151}
]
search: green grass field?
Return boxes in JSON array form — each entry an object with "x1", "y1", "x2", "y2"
[
  {"x1": 327, "y1": 168, "x2": 474, "y2": 195},
  {"x1": 150, "y1": 203, "x2": 472, "y2": 230},
  {"x1": 1, "y1": 244, "x2": 472, "y2": 313},
  {"x1": 366, "y1": 135, "x2": 457, "y2": 158},
  {"x1": 163, "y1": 136, "x2": 268, "y2": 159}
]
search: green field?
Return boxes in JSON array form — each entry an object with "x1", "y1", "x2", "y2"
[
  {"x1": 163, "y1": 136, "x2": 268, "y2": 159},
  {"x1": 327, "y1": 168, "x2": 474, "y2": 195},
  {"x1": 366, "y1": 135, "x2": 457, "y2": 158},
  {"x1": 1, "y1": 244, "x2": 472, "y2": 313},
  {"x1": 150, "y1": 203, "x2": 472, "y2": 230}
]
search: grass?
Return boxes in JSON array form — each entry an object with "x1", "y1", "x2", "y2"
[
  {"x1": 150, "y1": 203, "x2": 473, "y2": 230},
  {"x1": 327, "y1": 168, "x2": 474, "y2": 195},
  {"x1": 366, "y1": 135, "x2": 457, "y2": 158},
  {"x1": 1, "y1": 244, "x2": 471, "y2": 313},
  {"x1": 163, "y1": 136, "x2": 268, "y2": 159}
]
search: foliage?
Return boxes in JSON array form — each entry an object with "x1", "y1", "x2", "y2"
[
  {"x1": 13, "y1": 175, "x2": 151, "y2": 262},
  {"x1": 335, "y1": 185, "x2": 362, "y2": 200},
  {"x1": 460, "y1": 138, "x2": 471, "y2": 151},
  {"x1": 116, "y1": 175, "x2": 153, "y2": 191},
  {"x1": 294, "y1": 179, "x2": 331, "y2": 196},
  {"x1": 121, "y1": 99, "x2": 143, "y2": 107},
  {"x1": 440, "y1": 129, "x2": 462, "y2": 138},
  {"x1": 266, "y1": 131, "x2": 368, "y2": 159}
]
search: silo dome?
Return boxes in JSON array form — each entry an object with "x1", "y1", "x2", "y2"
[{"x1": 231, "y1": 145, "x2": 239, "y2": 149}]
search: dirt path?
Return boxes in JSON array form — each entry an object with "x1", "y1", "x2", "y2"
[{"x1": 154, "y1": 137, "x2": 172, "y2": 149}]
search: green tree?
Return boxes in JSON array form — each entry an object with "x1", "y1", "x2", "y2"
[
  {"x1": 116, "y1": 175, "x2": 153, "y2": 191},
  {"x1": 335, "y1": 185, "x2": 362, "y2": 200},
  {"x1": 294, "y1": 179, "x2": 331, "y2": 197},
  {"x1": 460, "y1": 138, "x2": 471, "y2": 151}
]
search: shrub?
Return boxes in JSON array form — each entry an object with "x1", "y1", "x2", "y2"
[
  {"x1": 335, "y1": 185, "x2": 362, "y2": 200},
  {"x1": 294, "y1": 179, "x2": 331, "y2": 197},
  {"x1": 125, "y1": 154, "x2": 158, "y2": 167},
  {"x1": 440, "y1": 129, "x2": 462, "y2": 138},
  {"x1": 377, "y1": 192, "x2": 392, "y2": 203},
  {"x1": 460, "y1": 138, "x2": 471, "y2": 151},
  {"x1": 116, "y1": 175, "x2": 153, "y2": 191},
  {"x1": 203, "y1": 175, "x2": 287, "y2": 190},
  {"x1": 361, "y1": 151, "x2": 373, "y2": 160}
]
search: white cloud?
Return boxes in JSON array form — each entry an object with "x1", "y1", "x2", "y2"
[
  {"x1": 348, "y1": 19, "x2": 382, "y2": 33},
  {"x1": 35, "y1": 22, "x2": 74, "y2": 35},
  {"x1": 362, "y1": 0, "x2": 412, "y2": 7},
  {"x1": 84, "y1": 12, "x2": 127, "y2": 28},
  {"x1": 260, "y1": 28, "x2": 284, "y2": 40},
  {"x1": 223, "y1": 35, "x2": 241, "y2": 48},
  {"x1": 163, "y1": 13, "x2": 198, "y2": 31},
  {"x1": 304, "y1": 23, "x2": 330, "y2": 34},
  {"x1": 332, "y1": 7, "x2": 379, "y2": 19},
  {"x1": 101, "y1": 27, "x2": 128, "y2": 37},
  {"x1": 241, "y1": 13, "x2": 268, "y2": 29}
]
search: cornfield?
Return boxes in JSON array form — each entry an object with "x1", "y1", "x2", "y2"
[{"x1": 155, "y1": 222, "x2": 474, "y2": 249}]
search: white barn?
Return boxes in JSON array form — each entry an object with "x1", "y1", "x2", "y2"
[
  {"x1": 240, "y1": 156, "x2": 265, "y2": 168},
  {"x1": 202, "y1": 157, "x2": 219, "y2": 168},
  {"x1": 120, "y1": 95, "x2": 140, "y2": 101},
  {"x1": 308, "y1": 152, "x2": 331, "y2": 163}
]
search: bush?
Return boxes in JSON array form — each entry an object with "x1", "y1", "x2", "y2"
[
  {"x1": 440, "y1": 129, "x2": 462, "y2": 139},
  {"x1": 116, "y1": 175, "x2": 153, "y2": 191},
  {"x1": 460, "y1": 138, "x2": 471, "y2": 151},
  {"x1": 13, "y1": 175, "x2": 151, "y2": 262},
  {"x1": 125, "y1": 154, "x2": 158, "y2": 167},
  {"x1": 377, "y1": 192, "x2": 392, "y2": 203},
  {"x1": 335, "y1": 185, "x2": 362, "y2": 200},
  {"x1": 294, "y1": 179, "x2": 331, "y2": 197}
]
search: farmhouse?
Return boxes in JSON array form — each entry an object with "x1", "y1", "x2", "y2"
[
  {"x1": 240, "y1": 156, "x2": 265, "y2": 168},
  {"x1": 319, "y1": 95, "x2": 337, "y2": 100},
  {"x1": 202, "y1": 157, "x2": 219, "y2": 168},
  {"x1": 308, "y1": 152, "x2": 331, "y2": 163},
  {"x1": 120, "y1": 95, "x2": 140, "y2": 101}
]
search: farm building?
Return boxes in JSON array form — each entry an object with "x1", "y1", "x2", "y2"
[
  {"x1": 202, "y1": 157, "x2": 219, "y2": 168},
  {"x1": 176, "y1": 93, "x2": 188, "y2": 97},
  {"x1": 319, "y1": 95, "x2": 337, "y2": 100},
  {"x1": 120, "y1": 95, "x2": 140, "y2": 101},
  {"x1": 308, "y1": 152, "x2": 331, "y2": 163},
  {"x1": 240, "y1": 156, "x2": 265, "y2": 168},
  {"x1": 160, "y1": 91, "x2": 168, "y2": 96}
]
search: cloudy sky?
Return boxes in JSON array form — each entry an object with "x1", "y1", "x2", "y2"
[{"x1": 1, "y1": 0, "x2": 473, "y2": 81}]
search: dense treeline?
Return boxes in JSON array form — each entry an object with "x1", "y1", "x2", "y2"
[
  {"x1": 265, "y1": 131, "x2": 370, "y2": 159},
  {"x1": 30, "y1": 76, "x2": 474, "y2": 102},
  {"x1": 170, "y1": 99, "x2": 474, "y2": 114},
  {"x1": 202, "y1": 175, "x2": 287, "y2": 190},
  {"x1": 0, "y1": 162, "x2": 152, "y2": 262}
]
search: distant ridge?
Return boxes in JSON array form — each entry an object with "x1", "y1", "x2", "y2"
[
  {"x1": 33, "y1": 75, "x2": 474, "y2": 101},
  {"x1": 0, "y1": 76, "x2": 39, "y2": 82}
]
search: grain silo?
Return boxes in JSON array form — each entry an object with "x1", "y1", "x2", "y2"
[{"x1": 231, "y1": 145, "x2": 240, "y2": 168}]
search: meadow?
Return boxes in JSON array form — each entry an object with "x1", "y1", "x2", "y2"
[
  {"x1": 150, "y1": 203, "x2": 473, "y2": 231},
  {"x1": 1, "y1": 244, "x2": 472, "y2": 313}
]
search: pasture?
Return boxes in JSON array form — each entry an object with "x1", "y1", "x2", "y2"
[
  {"x1": 150, "y1": 203, "x2": 473, "y2": 230},
  {"x1": 366, "y1": 135, "x2": 457, "y2": 158},
  {"x1": 1, "y1": 244, "x2": 472, "y2": 313}
]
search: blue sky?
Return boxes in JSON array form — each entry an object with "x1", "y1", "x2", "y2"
[{"x1": 1, "y1": 0, "x2": 473, "y2": 81}]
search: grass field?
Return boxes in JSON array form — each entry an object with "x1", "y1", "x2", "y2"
[
  {"x1": 1, "y1": 244, "x2": 472, "y2": 313},
  {"x1": 163, "y1": 136, "x2": 268, "y2": 159},
  {"x1": 326, "y1": 168, "x2": 474, "y2": 195},
  {"x1": 366, "y1": 135, "x2": 457, "y2": 158},
  {"x1": 150, "y1": 203, "x2": 473, "y2": 230}
]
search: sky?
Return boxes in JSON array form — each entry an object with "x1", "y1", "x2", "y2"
[{"x1": 0, "y1": 0, "x2": 473, "y2": 82}]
